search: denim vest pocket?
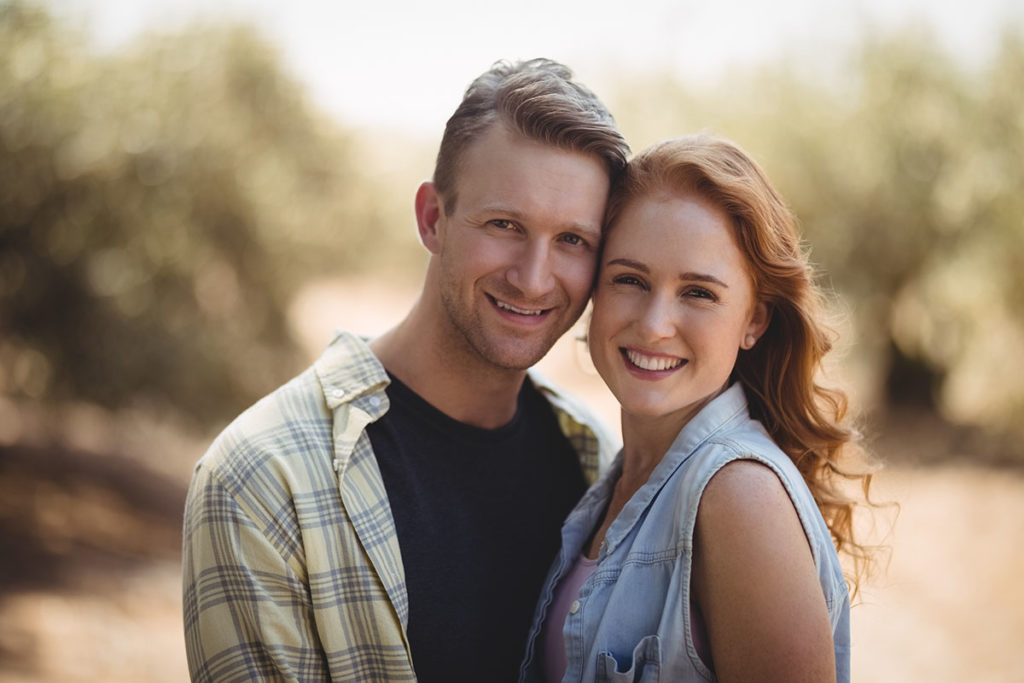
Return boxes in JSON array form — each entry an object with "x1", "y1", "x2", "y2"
[{"x1": 596, "y1": 634, "x2": 662, "y2": 682}]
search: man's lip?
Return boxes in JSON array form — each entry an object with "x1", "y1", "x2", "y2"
[{"x1": 487, "y1": 294, "x2": 553, "y2": 318}]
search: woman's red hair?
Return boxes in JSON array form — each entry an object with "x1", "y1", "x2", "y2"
[{"x1": 606, "y1": 133, "x2": 879, "y2": 595}]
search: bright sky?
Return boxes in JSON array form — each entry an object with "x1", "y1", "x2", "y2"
[{"x1": 55, "y1": 0, "x2": 1021, "y2": 136}]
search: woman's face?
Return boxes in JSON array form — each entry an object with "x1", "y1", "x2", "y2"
[{"x1": 589, "y1": 191, "x2": 769, "y2": 425}]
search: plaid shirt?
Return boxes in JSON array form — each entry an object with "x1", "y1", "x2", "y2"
[{"x1": 182, "y1": 330, "x2": 616, "y2": 682}]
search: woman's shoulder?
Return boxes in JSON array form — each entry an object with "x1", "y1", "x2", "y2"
[
  {"x1": 685, "y1": 432, "x2": 848, "y2": 602},
  {"x1": 665, "y1": 423, "x2": 824, "y2": 547},
  {"x1": 698, "y1": 412, "x2": 807, "y2": 491},
  {"x1": 671, "y1": 415, "x2": 787, "y2": 488},
  {"x1": 697, "y1": 459, "x2": 795, "y2": 530}
]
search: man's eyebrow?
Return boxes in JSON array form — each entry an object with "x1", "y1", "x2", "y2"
[
  {"x1": 606, "y1": 259, "x2": 729, "y2": 287},
  {"x1": 572, "y1": 223, "x2": 602, "y2": 240},
  {"x1": 476, "y1": 204, "x2": 525, "y2": 220}
]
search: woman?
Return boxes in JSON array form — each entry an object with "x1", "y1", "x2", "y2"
[{"x1": 519, "y1": 134, "x2": 875, "y2": 682}]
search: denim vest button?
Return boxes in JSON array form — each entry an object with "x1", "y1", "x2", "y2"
[{"x1": 569, "y1": 600, "x2": 580, "y2": 614}]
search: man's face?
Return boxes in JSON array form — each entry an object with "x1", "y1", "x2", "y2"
[{"x1": 428, "y1": 124, "x2": 610, "y2": 372}]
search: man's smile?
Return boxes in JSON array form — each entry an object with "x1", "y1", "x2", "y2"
[{"x1": 488, "y1": 294, "x2": 552, "y2": 318}]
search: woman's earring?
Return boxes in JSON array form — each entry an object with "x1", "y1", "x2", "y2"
[{"x1": 744, "y1": 334, "x2": 756, "y2": 349}]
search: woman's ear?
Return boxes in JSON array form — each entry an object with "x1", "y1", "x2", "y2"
[
  {"x1": 742, "y1": 301, "x2": 772, "y2": 350},
  {"x1": 415, "y1": 181, "x2": 444, "y2": 254}
]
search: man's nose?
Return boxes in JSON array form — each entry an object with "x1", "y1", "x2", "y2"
[{"x1": 507, "y1": 241, "x2": 555, "y2": 299}]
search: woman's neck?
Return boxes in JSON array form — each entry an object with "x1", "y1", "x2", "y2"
[
  {"x1": 618, "y1": 410, "x2": 688, "y2": 478},
  {"x1": 583, "y1": 411, "x2": 685, "y2": 560}
]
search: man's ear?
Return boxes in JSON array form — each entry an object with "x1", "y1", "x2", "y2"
[
  {"x1": 742, "y1": 301, "x2": 773, "y2": 350},
  {"x1": 415, "y1": 181, "x2": 444, "y2": 254}
]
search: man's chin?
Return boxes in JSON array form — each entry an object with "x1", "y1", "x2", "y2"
[{"x1": 473, "y1": 336, "x2": 557, "y2": 372}]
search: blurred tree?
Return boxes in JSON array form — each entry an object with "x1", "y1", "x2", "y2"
[
  {"x1": 0, "y1": 2, "x2": 410, "y2": 428},
  {"x1": 802, "y1": 26, "x2": 1024, "y2": 434},
  {"x1": 3, "y1": 2, "x2": 1021, "y2": 443},
  {"x1": 610, "y1": 25, "x2": 1024, "y2": 438}
]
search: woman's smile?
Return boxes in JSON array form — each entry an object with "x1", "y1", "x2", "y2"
[{"x1": 621, "y1": 347, "x2": 687, "y2": 374}]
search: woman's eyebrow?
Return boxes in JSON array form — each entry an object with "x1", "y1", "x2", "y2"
[
  {"x1": 606, "y1": 257, "x2": 648, "y2": 272},
  {"x1": 679, "y1": 272, "x2": 729, "y2": 288},
  {"x1": 606, "y1": 259, "x2": 729, "y2": 288}
]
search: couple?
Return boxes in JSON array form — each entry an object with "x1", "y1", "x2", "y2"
[{"x1": 183, "y1": 58, "x2": 872, "y2": 682}]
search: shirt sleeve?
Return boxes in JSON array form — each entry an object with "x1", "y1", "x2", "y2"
[
  {"x1": 527, "y1": 370, "x2": 621, "y2": 484},
  {"x1": 182, "y1": 460, "x2": 330, "y2": 683}
]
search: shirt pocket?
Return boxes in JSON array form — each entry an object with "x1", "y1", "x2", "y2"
[{"x1": 596, "y1": 634, "x2": 661, "y2": 682}]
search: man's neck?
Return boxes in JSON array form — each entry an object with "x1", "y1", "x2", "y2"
[{"x1": 370, "y1": 300, "x2": 528, "y2": 430}]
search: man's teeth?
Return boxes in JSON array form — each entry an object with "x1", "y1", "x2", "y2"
[
  {"x1": 626, "y1": 349, "x2": 683, "y2": 371},
  {"x1": 495, "y1": 299, "x2": 544, "y2": 316}
]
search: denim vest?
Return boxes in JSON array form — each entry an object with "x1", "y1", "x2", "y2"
[{"x1": 519, "y1": 383, "x2": 851, "y2": 682}]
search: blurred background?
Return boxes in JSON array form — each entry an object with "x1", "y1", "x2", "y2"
[{"x1": 1, "y1": 0, "x2": 1023, "y2": 680}]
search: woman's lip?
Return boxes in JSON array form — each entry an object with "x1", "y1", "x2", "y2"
[{"x1": 620, "y1": 347, "x2": 687, "y2": 373}]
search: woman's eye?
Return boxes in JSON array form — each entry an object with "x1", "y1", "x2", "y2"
[
  {"x1": 612, "y1": 274, "x2": 645, "y2": 288},
  {"x1": 685, "y1": 287, "x2": 716, "y2": 301}
]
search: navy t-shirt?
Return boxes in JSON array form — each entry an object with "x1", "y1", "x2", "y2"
[{"x1": 366, "y1": 373, "x2": 587, "y2": 682}]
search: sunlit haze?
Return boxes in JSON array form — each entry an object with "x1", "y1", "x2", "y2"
[
  {"x1": 5, "y1": 3, "x2": 1024, "y2": 682},
  {"x1": 54, "y1": 0, "x2": 1021, "y2": 135}
]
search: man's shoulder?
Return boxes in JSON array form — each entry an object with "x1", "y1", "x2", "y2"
[
  {"x1": 195, "y1": 329, "x2": 387, "y2": 482},
  {"x1": 312, "y1": 330, "x2": 390, "y2": 408},
  {"x1": 527, "y1": 369, "x2": 610, "y2": 433},
  {"x1": 527, "y1": 368, "x2": 620, "y2": 475},
  {"x1": 193, "y1": 365, "x2": 329, "y2": 482}
]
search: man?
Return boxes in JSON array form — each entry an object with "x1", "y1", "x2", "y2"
[{"x1": 182, "y1": 58, "x2": 629, "y2": 682}]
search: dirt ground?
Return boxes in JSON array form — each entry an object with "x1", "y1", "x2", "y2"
[{"x1": 1, "y1": 278, "x2": 1022, "y2": 682}]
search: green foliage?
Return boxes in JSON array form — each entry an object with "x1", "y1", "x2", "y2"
[
  {"x1": 610, "y1": 25, "x2": 1024, "y2": 435},
  {"x1": 0, "y1": 2, "x2": 397, "y2": 426},
  {"x1": 2, "y1": 1, "x2": 1021, "y2": 443}
]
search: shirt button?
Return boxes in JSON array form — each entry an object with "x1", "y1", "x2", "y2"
[
  {"x1": 369, "y1": 396, "x2": 382, "y2": 407},
  {"x1": 331, "y1": 389, "x2": 345, "y2": 399},
  {"x1": 569, "y1": 600, "x2": 580, "y2": 614}
]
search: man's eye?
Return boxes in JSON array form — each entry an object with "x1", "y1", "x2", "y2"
[
  {"x1": 489, "y1": 219, "x2": 514, "y2": 230},
  {"x1": 561, "y1": 233, "x2": 583, "y2": 246}
]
